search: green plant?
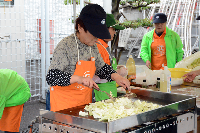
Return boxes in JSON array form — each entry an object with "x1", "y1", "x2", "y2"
[
  {"x1": 64, "y1": 0, "x2": 80, "y2": 5},
  {"x1": 117, "y1": 18, "x2": 153, "y2": 29},
  {"x1": 69, "y1": 13, "x2": 79, "y2": 23},
  {"x1": 64, "y1": 0, "x2": 91, "y2": 5},
  {"x1": 119, "y1": 0, "x2": 160, "y2": 9}
]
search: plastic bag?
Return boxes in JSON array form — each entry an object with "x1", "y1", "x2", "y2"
[
  {"x1": 135, "y1": 65, "x2": 163, "y2": 86},
  {"x1": 175, "y1": 51, "x2": 200, "y2": 69},
  {"x1": 116, "y1": 65, "x2": 128, "y2": 78},
  {"x1": 135, "y1": 65, "x2": 147, "y2": 85}
]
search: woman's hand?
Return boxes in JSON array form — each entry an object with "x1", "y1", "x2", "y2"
[
  {"x1": 183, "y1": 70, "x2": 199, "y2": 82},
  {"x1": 111, "y1": 73, "x2": 130, "y2": 91},
  {"x1": 71, "y1": 75, "x2": 99, "y2": 89},
  {"x1": 146, "y1": 60, "x2": 151, "y2": 69}
]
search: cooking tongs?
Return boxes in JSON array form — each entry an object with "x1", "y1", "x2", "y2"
[{"x1": 93, "y1": 86, "x2": 115, "y2": 101}]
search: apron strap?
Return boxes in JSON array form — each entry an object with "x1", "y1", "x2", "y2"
[
  {"x1": 97, "y1": 41, "x2": 113, "y2": 65},
  {"x1": 74, "y1": 33, "x2": 92, "y2": 61}
]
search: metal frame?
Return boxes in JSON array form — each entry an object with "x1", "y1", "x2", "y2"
[
  {"x1": 127, "y1": 0, "x2": 200, "y2": 59},
  {"x1": 0, "y1": 0, "x2": 82, "y2": 101}
]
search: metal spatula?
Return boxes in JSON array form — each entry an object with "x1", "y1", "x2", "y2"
[
  {"x1": 125, "y1": 87, "x2": 137, "y2": 98},
  {"x1": 93, "y1": 86, "x2": 115, "y2": 101}
]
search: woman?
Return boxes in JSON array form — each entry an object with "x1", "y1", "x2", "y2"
[
  {"x1": 93, "y1": 14, "x2": 127, "y2": 101},
  {"x1": 0, "y1": 69, "x2": 31, "y2": 133},
  {"x1": 46, "y1": 4, "x2": 130, "y2": 112}
]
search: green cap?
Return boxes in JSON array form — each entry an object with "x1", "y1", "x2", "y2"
[{"x1": 106, "y1": 14, "x2": 125, "y2": 30}]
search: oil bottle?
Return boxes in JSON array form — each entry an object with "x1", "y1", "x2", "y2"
[
  {"x1": 126, "y1": 55, "x2": 136, "y2": 86},
  {"x1": 160, "y1": 66, "x2": 171, "y2": 93}
]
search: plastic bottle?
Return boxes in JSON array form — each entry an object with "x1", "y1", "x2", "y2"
[
  {"x1": 131, "y1": 79, "x2": 136, "y2": 85},
  {"x1": 126, "y1": 55, "x2": 136, "y2": 86},
  {"x1": 156, "y1": 77, "x2": 160, "y2": 91},
  {"x1": 142, "y1": 79, "x2": 148, "y2": 88},
  {"x1": 160, "y1": 66, "x2": 171, "y2": 93}
]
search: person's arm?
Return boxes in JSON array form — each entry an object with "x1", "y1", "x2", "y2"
[
  {"x1": 146, "y1": 60, "x2": 151, "y2": 69},
  {"x1": 46, "y1": 39, "x2": 73, "y2": 86},
  {"x1": 96, "y1": 64, "x2": 116, "y2": 81},
  {"x1": 175, "y1": 32, "x2": 184, "y2": 62},
  {"x1": 46, "y1": 69, "x2": 72, "y2": 86},
  {"x1": 46, "y1": 68, "x2": 99, "y2": 88},
  {"x1": 140, "y1": 34, "x2": 151, "y2": 68},
  {"x1": 94, "y1": 45, "x2": 130, "y2": 91},
  {"x1": 71, "y1": 75, "x2": 99, "y2": 89},
  {"x1": 183, "y1": 69, "x2": 200, "y2": 82},
  {"x1": 96, "y1": 64, "x2": 130, "y2": 91},
  {"x1": 111, "y1": 73, "x2": 130, "y2": 91}
]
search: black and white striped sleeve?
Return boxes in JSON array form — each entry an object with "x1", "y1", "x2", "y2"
[{"x1": 46, "y1": 69, "x2": 72, "y2": 86}]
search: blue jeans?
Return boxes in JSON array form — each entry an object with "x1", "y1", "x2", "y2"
[{"x1": 46, "y1": 90, "x2": 50, "y2": 110}]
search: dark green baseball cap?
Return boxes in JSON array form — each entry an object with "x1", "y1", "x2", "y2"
[{"x1": 106, "y1": 14, "x2": 125, "y2": 30}]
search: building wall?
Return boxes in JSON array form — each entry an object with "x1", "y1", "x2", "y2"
[{"x1": 0, "y1": 0, "x2": 26, "y2": 78}]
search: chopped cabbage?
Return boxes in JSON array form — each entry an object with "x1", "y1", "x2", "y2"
[
  {"x1": 187, "y1": 58, "x2": 200, "y2": 69},
  {"x1": 79, "y1": 111, "x2": 88, "y2": 116},
  {"x1": 83, "y1": 97, "x2": 161, "y2": 122}
]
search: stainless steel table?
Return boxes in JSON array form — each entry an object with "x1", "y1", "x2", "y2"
[{"x1": 171, "y1": 82, "x2": 200, "y2": 113}]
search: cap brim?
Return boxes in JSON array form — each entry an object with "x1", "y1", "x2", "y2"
[
  {"x1": 152, "y1": 19, "x2": 167, "y2": 23},
  {"x1": 113, "y1": 25, "x2": 125, "y2": 30},
  {"x1": 196, "y1": 16, "x2": 200, "y2": 20},
  {"x1": 84, "y1": 22, "x2": 111, "y2": 39}
]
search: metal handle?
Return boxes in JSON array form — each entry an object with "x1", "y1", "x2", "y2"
[
  {"x1": 93, "y1": 86, "x2": 115, "y2": 101},
  {"x1": 125, "y1": 87, "x2": 129, "y2": 93},
  {"x1": 93, "y1": 86, "x2": 100, "y2": 91}
]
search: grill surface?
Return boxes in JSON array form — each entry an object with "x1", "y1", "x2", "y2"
[{"x1": 39, "y1": 88, "x2": 197, "y2": 133}]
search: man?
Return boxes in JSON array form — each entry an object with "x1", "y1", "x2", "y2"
[
  {"x1": 0, "y1": 69, "x2": 31, "y2": 133},
  {"x1": 140, "y1": 13, "x2": 184, "y2": 70}
]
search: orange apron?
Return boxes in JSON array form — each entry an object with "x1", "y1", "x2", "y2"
[
  {"x1": 151, "y1": 29, "x2": 167, "y2": 70},
  {"x1": 96, "y1": 39, "x2": 111, "y2": 65},
  {"x1": 0, "y1": 104, "x2": 24, "y2": 132},
  {"x1": 50, "y1": 34, "x2": 96, "y2": 112},
  {"x1": 95, "y1": 40, "x2": 117, "y2": 101}
]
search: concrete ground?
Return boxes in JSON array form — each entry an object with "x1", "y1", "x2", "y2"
[
  {"x1": 19, "y1": 101, "x2": 46, "y2": 132},
  {"x1": 0, "y1": 50, "x2": 145, "y2": 133}
]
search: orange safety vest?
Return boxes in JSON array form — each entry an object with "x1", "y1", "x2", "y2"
[
  {"x1": 0, "y1": 104, "x2": 24, "y2": 132},
  {"x1": 151, "y1": 29, "x2": 167, "y2": 70}
]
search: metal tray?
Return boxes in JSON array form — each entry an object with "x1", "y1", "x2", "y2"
[{"x1": 40, "y1": 88, "x2": 196, "y2": 133}]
